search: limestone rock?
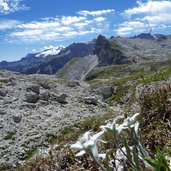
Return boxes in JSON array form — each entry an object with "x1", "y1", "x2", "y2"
[
  {"x1": 83, "y1": 96, "x2": 98, "y2": 105},
  {"x1": 25, "y1": 92, "x2": 39, "y2": 103},
  {"x1": 12, "y1": 114, "x2": 22, "y2": 123},
  {"x1": 53, "y1": 93, "x2": 68, "y2": 104},
  {"x1": 26, "y1": 85, "x2": 40, "y2": 94},
  {"x1": 101, "y1": 86, "x2": 115, "y2": 100},
  {"x1": 0, "y1": 89, "x2": 7, "y2": 97},
  {"x1": 0, "y1": 110, "x2": 6, "y2": 115},
  {"x1": 39, "y1": 91, "x2": 50, "y2": 101},
  {"x1": 67, "y1": 81, "x2": 80, "y2": 87}
]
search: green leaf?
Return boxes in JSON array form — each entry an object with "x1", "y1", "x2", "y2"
[
  {"x1": 105, "y1": 151, "x2": 111, "y2": 171},
  {"x1": 132, "y1": 146, "x2": 141, "y2": 171}
]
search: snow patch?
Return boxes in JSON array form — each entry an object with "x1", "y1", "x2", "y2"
[{"x1": 36, "y1": 46, "x2": 65, "y2": 58}]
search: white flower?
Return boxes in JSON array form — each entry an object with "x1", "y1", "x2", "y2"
[
  {"x1": 71, "y1": 131, "x2": 104, "y2": 159},
  {"x1": 100, "y1": 115, "x2": 125, "y2": 135},
  {"x1": 122, "y1": 113, "x2": 140, "y2": 129}
]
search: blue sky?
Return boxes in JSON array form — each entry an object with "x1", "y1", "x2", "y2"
[{"x1": 0, "y1": 0, "x2": 171, "y2": 61}]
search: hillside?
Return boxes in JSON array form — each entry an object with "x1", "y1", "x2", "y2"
[{"x1": 0, "y1": 57, "x2": 170, "y2": 170}]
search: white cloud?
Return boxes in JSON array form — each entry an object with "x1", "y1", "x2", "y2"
[
  {"x1": 60, "y1": 16, "x2": 86, "y2": 25},
  {"x1": 0, "y1": 0, "x2": 29, "y2": 15},
  {"x1": 0, "y1": 20, "x2": 20, "y2": 30},
  {"x1": 115, "y1": 21, "x2": 146, "y2": 36},
  {"x1": 124, "y1": 0, "x2": 171, "y2": 26},
  {"x1": 73, "y1": 20, "x2": 93, "y2": 29},
  {"x1": 93, "y1": 17, "x2": 106, "y2": 22},
  {"x1": 8, "y1": 10, "x2": 112, "y2": 43},
  {"x1": 124, "y1": 0, "x2": 171, "y2": 16},
  {"x1": 0, "y1": 0, "x2": 9, "y2": 11},
  {"x1": 18, "y1": 21, "x2": 61, "y2": 29},
  {"x1": 11, "y1": 29, "x2": 43, "y2": 37},
  {"x1": 78, "y1": 9, "x2": 114, "y2": 16},
  {"x1": 117, "y1": 0, "x2": 171, "y2": 36}
]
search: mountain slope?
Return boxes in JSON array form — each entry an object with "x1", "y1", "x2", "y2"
[{"x1": 56, "y1": 55, "x2": 98, "y2": 80}]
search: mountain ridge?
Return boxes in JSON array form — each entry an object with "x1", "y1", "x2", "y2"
[{"x1": 0, "y1": 33, "x2": 171, "y2": 76}]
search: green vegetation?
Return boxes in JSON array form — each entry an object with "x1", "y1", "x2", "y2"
[
  {"x1": 4, "y1": 132, "x2": 15, "y2": 140},
  {"x1": 87, "y1": 60, "x2": 171, "y2": 107},
  {"x1": 51, "y1": 114, "x2": 114, "y2": 145},
  {"x1": 24, "y1": 147, "x2": 37, "y2": 160},
  {"x1": 139, "y1": 84, "x2": 171, "y2": 151},
  {"x1": 0, "y1": 78, "x2": 9, "y2": 83},
  {"x1": 45, "y1": 133, "x2": 57, "y2": 144}
]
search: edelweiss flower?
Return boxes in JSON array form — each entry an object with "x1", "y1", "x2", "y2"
[
  {"x1": 100, "y1": 115, "x2": 124, "y2": 135},
  {"x1": 122, "y1": 113, "x2": 140, "y2": 129},
  {"x1": 70, "y1": 131, "x2": 104, "y2": 159}
]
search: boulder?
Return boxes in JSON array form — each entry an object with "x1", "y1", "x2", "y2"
[
  {"x1": 39, "y1": 91, "x2": 50, "y2": 101},
  {"x1": 26, "y1": 84, "x2": 40, "y2": 94},
  {"x1": 0, "y1": 110, "x2": 6, "y2": 115},
  {"x1": 25, "y1": 92, "x2": 39, "y2": 103},
  {"x1": 38, "y1": 82, "x2": 51, "y2": 89},
  {"x1": 0, "y1": 89, "x2": 7, "y2": 97},
  {"x1": 67, "y1": 81, "x2": 80, "y2": 87},
  {"x1": 53, "y1": 93, "x2": 68, "y2": 104},
  {"x1": 12, "y1": 114, "x2": 22, "y2": 123},
  {"x1": 100, "y1": 86, "x2": 114, "y2": 100},
  {"x1": 83, "y1": 96, "x2": 98, "y2": 105}
]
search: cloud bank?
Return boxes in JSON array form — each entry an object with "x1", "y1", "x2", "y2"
[
  {"x1": 115, "y1": 0, "x2": 171, "y2": 35},
  {"x1": 5, "y1": 9, "x2": 114, "y2": 43},
  {"x1": 0, "y1": 0, "x2": 29, "y2": 15}
]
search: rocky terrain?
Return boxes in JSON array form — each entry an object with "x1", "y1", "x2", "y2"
[{"x1": 0, "y1": 70, "x2": 117, "y2": 167}]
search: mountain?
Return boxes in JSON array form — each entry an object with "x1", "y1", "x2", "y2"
[
  {"x1": 132, "y1": 33, "x2": 167, "y2": 41},
  {"x1": 22, "y1": 42, "x2": 94, "y2": 75},
  {"x1": 0, "y1": 53, "x2": 45, "y2": 72},
  {"x1": 93, "y1": 35, "x2": 132, "y2": 66},
  {"x1": 0, "y1": 46, "x2": 64, "y2": 73},
  {"x1": 0, "y1": 43, "x2": 94, "y2": 74},
  {"x1": 1, "y1": 33, "x2": 171, "y2": 76},
  {"x1": 35, "y1": 46, "x2": 64, "y2": 58}
]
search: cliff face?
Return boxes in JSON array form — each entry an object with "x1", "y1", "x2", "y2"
[{"x1": 93, "y1": 35, "x2": 132, "y2": 66}]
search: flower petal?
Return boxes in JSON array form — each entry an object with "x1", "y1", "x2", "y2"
[
  {"x1": 134, "y1": 121, "x2": 140, "y2": 135},
  {"x1": 91, "y1": 145, "x2": 99, "y2": 159},
  {"x1": 76, "y1": 150, "x2": 86, "y2": 156},
  {"x1": 70, "y1": 142, "x2": 83, "y2": 150}
]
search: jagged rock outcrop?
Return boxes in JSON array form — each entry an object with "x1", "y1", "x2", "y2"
[{"x1": 93, "y1": 35, "x2": 132, "y2": 66}]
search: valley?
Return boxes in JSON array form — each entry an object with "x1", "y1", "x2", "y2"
[{"x1": 0, "y1": 34, "x2": 171, "y2": 170}]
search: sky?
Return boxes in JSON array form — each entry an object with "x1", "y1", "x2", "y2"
[{"x1": 0, "y1": 0, "x2": 171, "y2": 61}]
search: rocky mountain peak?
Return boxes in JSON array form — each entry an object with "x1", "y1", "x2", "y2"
[{"x1": 93, "y1": 35, "x2": 132, "y2": 66}]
